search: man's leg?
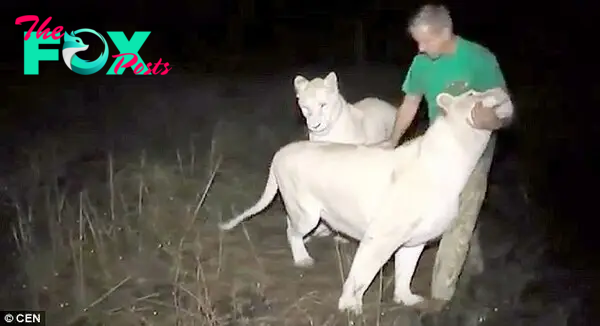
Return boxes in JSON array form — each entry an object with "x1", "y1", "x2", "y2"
[
  {"x1": 465, "y1": 227, "x2": 484, "y2": 275},
  {"x1": 430, "y1": 135, "x2": 496, "y2": 302}
]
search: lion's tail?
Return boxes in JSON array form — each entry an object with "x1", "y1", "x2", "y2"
[{"x1": 218, "y1": 163, "x2": 279, "y2": 231}]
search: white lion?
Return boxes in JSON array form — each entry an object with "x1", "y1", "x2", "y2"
[
  {"x1": 294, "y1": 71, "x2": 397, "y2": 145},
  {"x1": 294, "y1": 71, "x2": 398, "y2": 241},
  {"x1": 219, "y1": 88, "x2": 511, "y2": 314}
]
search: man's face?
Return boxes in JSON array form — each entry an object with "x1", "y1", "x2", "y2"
[{"x1": 410, "y1": 24, "x2": 449, "y2": 58}]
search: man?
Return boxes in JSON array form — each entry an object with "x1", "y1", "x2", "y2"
[{"x1": 388, "y1": 4, "x2": 514, "y2": 305}]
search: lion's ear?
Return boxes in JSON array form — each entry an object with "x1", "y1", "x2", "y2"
[
  {"x1": 323, "y1": 72, "x2": 338, "y2": 92},
  {"x1": 294, "y1": 75, "x2": 309, "y2": 94},
  {"x1": 436, "y1": 92, "x2": 454, "y2": 115}
]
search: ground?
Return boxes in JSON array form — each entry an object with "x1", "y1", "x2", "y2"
[{"x1": 1, "y1": 64, "x2": 583, "y2": 325}]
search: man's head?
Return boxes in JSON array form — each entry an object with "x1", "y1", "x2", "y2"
[{"x1": 408, "y1": 5, "x2": 455, "y2": 58}]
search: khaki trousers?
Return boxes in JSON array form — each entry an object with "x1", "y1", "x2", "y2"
[{"x1": 430, "y1": 134, "x2": 496, "y2": 301}]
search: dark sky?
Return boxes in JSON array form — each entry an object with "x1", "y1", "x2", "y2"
[
  {"x1": 6, "y1": 1, "x2": 580, "y2": 135},
  {"x1": 4, "y1": 3, "x2": 588, "y2": 181},
  {"x1": 5, "y1": 2, "x2": 586, "y2": 182},
  {"x1": 6, "y1": 1, "x2": 578, "y2": 68}
]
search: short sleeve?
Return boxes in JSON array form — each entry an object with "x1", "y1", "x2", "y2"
[
  {"x1": 402, "y1": 56, "x2": 424, "y2": 95},
  {"x1": 472, "y1": 53, "x2": 506, "y2": 91}
]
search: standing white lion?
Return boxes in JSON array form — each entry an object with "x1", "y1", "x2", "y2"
[
  {"x1": 294, "y1": 72, "x2": 398, "y2": 241},
  {"x1": 219, "y1": 88, "x2": 511, "y2": 314}
]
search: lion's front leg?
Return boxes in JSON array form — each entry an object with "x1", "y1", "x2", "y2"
[
  {"x1": 338, "y1": 235, "x2": 400, "y2": 314},
  {"x1": 393, "y1": 244, "x2": 426, "y2": 306}
]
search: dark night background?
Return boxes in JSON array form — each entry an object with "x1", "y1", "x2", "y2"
[{"x1": 1, "y1": 1, "x2": 596, "y2": 325}]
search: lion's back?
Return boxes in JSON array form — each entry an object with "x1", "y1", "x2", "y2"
[
  {"x1": 274, "y1": 140, "x2": 361, "y2": 165},
  {"x1": 272, "y1": 140, "x2": 394, "y2": 223},
  {"x1": 273, "y1": 141, "x2": 393, "y2": 192},
  {"x1": 352, "y1": 97, "x2": 397, "y2": 141}
]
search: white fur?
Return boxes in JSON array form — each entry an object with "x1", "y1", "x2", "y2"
[
  {"x1": 219, "y1": 88, "x2": 510, "y2": 314},
  {"x1": 293, "y1": 72, "x2": 398, "y2": 241},
  {"x1": 294, "y1": 72, "x2": 397, "y2": 145}
]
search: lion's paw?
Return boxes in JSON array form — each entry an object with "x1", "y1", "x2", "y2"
[
  {"x1": 338, "y1": 294, "x2": 363, "y2": 315},
  {"x1": 294, "y1": 257, "x2": 315, "y2": 268},
  {"x1": 394, "y1": 292, "x2": 425, "y2": 307}
]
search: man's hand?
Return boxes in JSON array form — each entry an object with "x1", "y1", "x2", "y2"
[{"x1": 471, "y1": 101, "x2": 502, "y2": 130}]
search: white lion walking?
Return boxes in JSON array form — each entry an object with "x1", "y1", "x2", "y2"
[
  {"x1": 220, "y1": 88, "x2": 511, "y2": 314},
  {"x1": 294, "y1": 71, "x2": 398, "y2": 241}
]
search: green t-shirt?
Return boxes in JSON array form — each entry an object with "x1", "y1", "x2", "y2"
[{"x1": 402, "y1": 36, "x2": 507, "y2": 121}]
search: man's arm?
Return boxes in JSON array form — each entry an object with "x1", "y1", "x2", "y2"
[
  {"x1": 390, "y1": 56, "x2": 424, "y2": 144},
  {"x1": 390, "y1": 94, "x2": 422, "y2": 144},
  {"x1": 476, "y1": 86, "x2": 514, "y2": 130},
  {"x1": 472, "y1": 53, "x2": 513, "y2": 130}
]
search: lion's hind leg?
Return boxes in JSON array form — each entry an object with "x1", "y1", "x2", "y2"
[
  {"x1": 284, "y1": 203, "x2": 321, "y2": 268},
  {"x1": 307, "y1": 222, "x2": 333, "y2": 239},
  {"x1": 306, "y1": 222, "x2": 350, "y2": 244}
]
